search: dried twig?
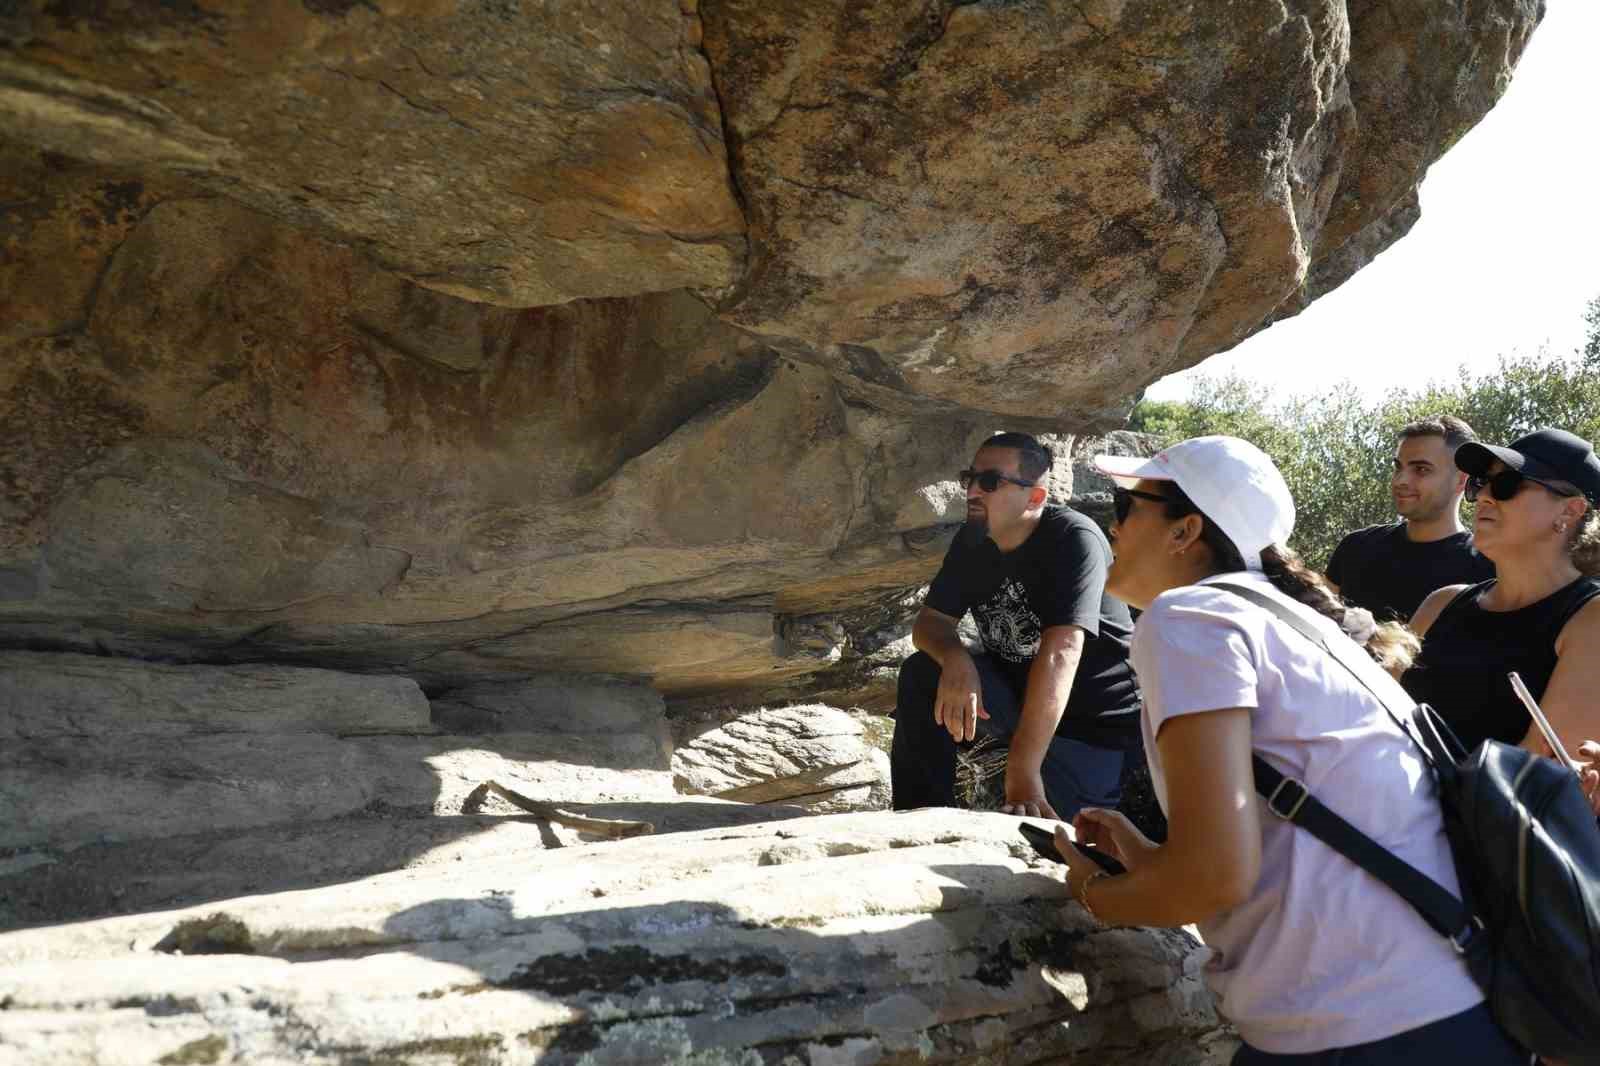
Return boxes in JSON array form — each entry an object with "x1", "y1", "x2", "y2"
[{"x1": 464, "y1": 781, "x2": 655, "y2": 839}]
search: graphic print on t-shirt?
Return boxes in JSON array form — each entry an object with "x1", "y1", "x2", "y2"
[{"x1": 974, "y1": 577, "x2": 1041, "y2": 663}]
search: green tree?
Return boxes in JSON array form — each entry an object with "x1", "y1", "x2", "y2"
[{"x1": 1128, "y1": 296, "x2": 1600, "y2": 570}]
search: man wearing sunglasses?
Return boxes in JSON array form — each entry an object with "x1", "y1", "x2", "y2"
[
  {"x1": 892, "y1": 432, "x2": 1140, "y2": 821},
  {"x1": 1326, "y1": 416, "x2": 1494, "y2": 623}
]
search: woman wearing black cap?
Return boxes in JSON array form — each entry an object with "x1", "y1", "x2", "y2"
[{"x1": 1403, "y1": 428, "x2": 1600, "y2": 812}]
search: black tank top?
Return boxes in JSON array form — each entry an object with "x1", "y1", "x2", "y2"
[{"x1": 1400, "y1": 576, "x2": 1600, "y2": 750}]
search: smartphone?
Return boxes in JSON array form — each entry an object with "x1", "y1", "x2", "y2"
[
  {"x1": 1018, "y1": 821, "x2": 1126, "y2": 875},
  {"x1": 1508, "y1": 671, "x2": 1583, "y2": 775}
]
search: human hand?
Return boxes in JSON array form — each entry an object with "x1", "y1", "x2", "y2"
[
  {"x1": 1065, "y1": 806, "x2": 1156, "y2": 873},
  {"x1": 1050, "y1": 812, "x2": 1143, "y2": 908},
  {"x1": 933, "y1": 652, "x2": 988, "y2": 742},
  {"x1": 1001, "y1": 764, "x2": 1058, "y2": 820},
  {"x1": 1577, "y1": 741, "x2": 1600, "y2": 817}
]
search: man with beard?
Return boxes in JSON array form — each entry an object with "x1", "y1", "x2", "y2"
[
  {"x1": 1327, "y1": 415, "x2": 1495, "y2": 622},
  {"x1": 891, "y1": 432, "x2": 1140, "y2": 820}
]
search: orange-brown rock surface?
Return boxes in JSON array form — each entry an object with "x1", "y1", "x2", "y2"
[{"x1": 0, "y1": 0, "x2": 1543, "y2": 693}]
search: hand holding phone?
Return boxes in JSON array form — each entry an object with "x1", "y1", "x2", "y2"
[
  {"x1": 1018, "y1": 821, "x2": 1127, "y2": 875},
  {"x1": 1509, "y1": 671, "x2": 1583, "y2": 775}
]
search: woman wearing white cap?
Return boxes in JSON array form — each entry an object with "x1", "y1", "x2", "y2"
[{"x1": 1052, "y1": 436, "x2": 1523, "y2": 1064}]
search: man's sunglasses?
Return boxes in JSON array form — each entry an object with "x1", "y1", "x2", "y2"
[
  {"x1": 1464, "y1": 469, "x2": 1579, "y2": 504},
  {"x1": 959, "y1": 468, "x2": 1037, "y2": 493},
  {"x1": 1112, "y1": 486, "x2": 1170, "y2": 523}
]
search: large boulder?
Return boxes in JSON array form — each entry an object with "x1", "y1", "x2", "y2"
[
  {"x1": 672, "y1": 703, "x2": 891, "y2": 811},
  {"x1": 0, "y1": 809, "x2": 1234, "y2": 1065},
  {"x1": 0, "y1": 2, "x2": 1543, "y2": 696},
  {"x1": 699, "y1": 0, "x2": 1542, "y2": 422},
  {"x1": 0, "y1": 170, "x2": 976, "y2": 693}
]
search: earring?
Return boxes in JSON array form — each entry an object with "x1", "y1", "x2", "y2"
[{"x1": 1556, "y1": 522, "x2": 1569, "y2": 535}]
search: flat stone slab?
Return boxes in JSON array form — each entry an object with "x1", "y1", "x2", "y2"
[
  {"x1": 0, "y1": 651, "x2": 430, "y2": 738},
  {"x1": 0, "y1": 809, "x2": 1231, "y2": 1065},
  {"x1": 0, "y1": 798, "x2": 812, "y2": 931},
  {"x1": 1, "y1": 731, "x2": 675, "y2": 851}
]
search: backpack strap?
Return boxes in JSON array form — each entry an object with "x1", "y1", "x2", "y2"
[
  {"x1": 1211, "y1": 582, "x2": 1410, "y2": 731},
  {"x1": 1209, "y1": 582, "x2": 1485, "y2": 955}
]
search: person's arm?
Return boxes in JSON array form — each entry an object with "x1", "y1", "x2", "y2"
[
  {"x1": 1055, "y1": 708, "x2": 1261, "y2": 927},
  {"x1": 1408, "y1": 583, "x2": 1469, "y2": 639},
  {"x1": 1527, "y1": 598, "x2": 1600, "y2": 799},
  {"x1": 1003, "y1": 525, "x2": 1106, "y2": 817},
  {"x1": 911, "y1": 605, "x2": 988, "y2": 743},
  {"x1": 1002, "y1": 624, "x2": 1085, "y2": 819}
]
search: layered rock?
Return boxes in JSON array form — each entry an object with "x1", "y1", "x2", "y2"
[
  {"x1": 672, "y1": 703, "x2": 891, "y2": 811},
  {"x1": 0, "y1": 653, "x2": 701, "y2": 928},
  {"x1": 0, "y1": 809, "x2": 1234, "y2": 1066}
]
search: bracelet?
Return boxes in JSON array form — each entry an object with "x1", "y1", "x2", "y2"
[{"x1": 1075, "y1": 869, "x2": 1111, "y2": 924}]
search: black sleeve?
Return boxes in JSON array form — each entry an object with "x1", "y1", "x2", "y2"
[
  {"x1": 1326, "y1": 533, "x2": 1353, "y2": 586},
  {"x1": 1035, "y1": 527, "x2": 1107, "y2": 636},
  {"x1": 923, "y1": 535, "x2": 970, "y2": 619}
]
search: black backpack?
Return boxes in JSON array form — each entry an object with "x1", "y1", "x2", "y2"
[{"x1": 1215, "y1": 583, "x2": 1600, "y2": 1064}]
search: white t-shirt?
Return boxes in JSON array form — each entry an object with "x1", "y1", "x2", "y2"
[{"x1": 1134, "y1": 572, "x2": 1483, "y2": 1054}]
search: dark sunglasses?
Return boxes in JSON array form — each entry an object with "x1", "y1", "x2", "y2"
[
  {"x1": 1112, "y1": 486, "x2": 1170, "y2": 523},
  {"x1": 1464, "y1": 469, "x2": 1579, "y2": 504},
  {"x1": 959, "y1": 468, "x2": 1037, "y2": 493}
]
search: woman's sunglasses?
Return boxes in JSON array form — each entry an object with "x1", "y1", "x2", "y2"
[
  {"x1": 1112, "y1": 486, "x2": 1170, "y2": 523},
  {"x1": 958, "y1": 468, "x2": 1037, "y2": 493},
  {"x1": 1464, "y1": 469, "x2": 1579, "y2": 503}
]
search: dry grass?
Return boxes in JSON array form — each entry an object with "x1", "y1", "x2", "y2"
[{"x1": 955, "y1": 735, "x2": 1008, "y2": 809}]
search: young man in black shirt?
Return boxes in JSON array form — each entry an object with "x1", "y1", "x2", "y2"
[
  {"x1": 1327, "y1": 415, "x2": 1494, "y2": 622},
  {"x1": 891, "y1": 432, "x2": 1140, "y2": 821}
]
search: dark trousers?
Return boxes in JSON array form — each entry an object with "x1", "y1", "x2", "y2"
[
  {"x1": 1233, "y1": 1004, "x2": 1526, "y2": 1065},
  {"x1": 890, "y1": 651, "x2": 1124, "y2": 821}
]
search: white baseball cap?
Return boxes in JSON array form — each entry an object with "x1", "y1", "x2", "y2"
[{"x1": 1092, "y1": 435, "x2": 1295, "y2": 571}]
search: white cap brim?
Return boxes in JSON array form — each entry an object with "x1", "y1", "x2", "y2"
[{"x1": 1092, "y1": 454, "x2": 1178, "y2": 488}]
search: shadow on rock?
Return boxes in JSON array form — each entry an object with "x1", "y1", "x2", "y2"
[{"x1": 0, "y1": 811, "x2": 1228, "y2": 1063}]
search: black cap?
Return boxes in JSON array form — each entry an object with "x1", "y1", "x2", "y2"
[{"x1": 1455, "y1": 428, "x2": 1600, "y2": 506}]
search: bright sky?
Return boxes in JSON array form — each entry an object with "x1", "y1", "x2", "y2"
[{"x1": 1146, "y1": 1, "x2": 1598, "y2": 404}]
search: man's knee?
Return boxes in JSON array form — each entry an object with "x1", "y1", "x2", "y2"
[
  {"x1": 898, "y1": 650, "x2": 941, "y2": 693},
  {"x1": 1042, "y1": 741, "x2": 1124, "y2": 820},
  {"x1": 895, "y1": 651, "x2": 942, "y2": 739}
]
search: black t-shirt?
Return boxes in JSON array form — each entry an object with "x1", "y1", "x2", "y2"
[
  {"x1": 1326, "y1": 522, "x2": 1494, "y2": 623},
  {"x1": 924, "y1": 505, "x2": 1140, "y2": 748}
]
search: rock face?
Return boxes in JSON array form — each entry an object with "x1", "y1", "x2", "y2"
[
  {"x1": 0, "y1": 1, "x2": 1544, "y2": 699},
  {"x1": 699, "y1": 0, "x2": 1542, "y2": 423},
  {"x1": 0, "y1": 809, "x2": 1235, "y2": 1066},
  {"x1": 0, "y1": 2, "x2": 745, "y2": 307}
]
